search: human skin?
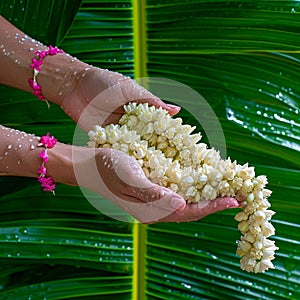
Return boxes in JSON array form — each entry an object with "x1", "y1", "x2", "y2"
[{"x1": 0, "y1": 16, "x2": 239, "y2": 223}]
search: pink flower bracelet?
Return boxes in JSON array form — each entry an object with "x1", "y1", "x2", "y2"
[
  {"x1": 29, "y1": 45, "x2": 64, "y2": 107},
  {"x1": 37, "y1": 133, "x2": 57, "y2": 193}
]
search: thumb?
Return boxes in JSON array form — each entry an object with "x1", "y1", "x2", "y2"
[
  {"x1": 119, "y1": 77, "x2": 181, "y2": 116},
  {"x1": 134, "y1": 94, "x2": 181, "y2": 116},
  {"x1": 126, "y1": 184, "x2": 186, "y2": 223},
  {"x1": 143, "y1": 185, "x2": 186, "y2": 212}
]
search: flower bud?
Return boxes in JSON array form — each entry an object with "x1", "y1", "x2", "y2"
[
  {"x1": 234, "y1": 211, "x2": 248, "y2": 222},
  {"x1": 238, "y1": 221, "x2": 249, "y2": 233},
  {"x1": 164, "y1": 147, "x2": 177, "y2": 158}
]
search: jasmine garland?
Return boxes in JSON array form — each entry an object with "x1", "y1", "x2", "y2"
[{"x1": 88, "y1": 103, "x2": 278, "y2": 273}]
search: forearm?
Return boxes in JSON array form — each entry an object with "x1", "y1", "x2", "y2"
[
  {"x1": 0, "y1": 16, "x2": 87, "y2": 105},
  {"x1": 0, "y1": 125, "x2": 76, "y2": 186}
]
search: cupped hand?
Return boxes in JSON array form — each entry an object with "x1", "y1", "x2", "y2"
[
  {"x1": 58, "y1": 66, "x2": 180, "y2": 132},
  {"x1": 72, "y1": 147, "x2": 239, "y2": 223}
]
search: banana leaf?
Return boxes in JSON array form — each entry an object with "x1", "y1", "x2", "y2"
[
  {"x1": 144, "y1": 1, "x2": 299, "y2": 299},
  {"x1": 0, "y1": 0, "x2": 299, "y2": 299},
  {"x1": 0, "y1": 1, "x2": 134, "y2": 299}
]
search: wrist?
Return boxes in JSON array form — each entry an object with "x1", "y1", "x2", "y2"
[
  {"x1": 46, "y1": 142, "x2": 76, "y2": 186},
  {"x1": 36, "y1": 52, "x2": 88, "y2": 106},
  {"x1": 0, "y1": 126, "x2": 76, "y2": 187}
]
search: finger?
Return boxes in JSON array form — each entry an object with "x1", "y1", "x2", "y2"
[
  {"x1": 143, "y1": 185, "x2": 186, "y2": 211},
  {"x1": 135, "y1": 97, "x2": 181, "y2": 116},
  {"x1": 123, "y1": 184, "x2": 186, "y2": 223},
  {"x1": 125, "y1": 184, "x2": 186, "y2": 212},
  {"x1": 191, "y1": 197, "x2": 239, "y2": 219},
  {"x1": 119, "y1": 77, "x2": 181, "y2": 116},
  {"x1": 157, "y1": 197, "x2": 239, "y2": 223}
]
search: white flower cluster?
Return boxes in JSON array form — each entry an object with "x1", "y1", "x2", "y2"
[{"x1": 88, "y1": 103, "x2": 278, "y2": 273}]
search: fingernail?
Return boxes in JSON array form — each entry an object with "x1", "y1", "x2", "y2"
[
  {"x1": 167, "y1": 104, "x2": 181, "y2": 110},
  {"x1": 171, "y1": 197, "x2": 186, "y2": 211},
  {"x1": 227, "y1": 200, "x2": 239, "y2": 208}
]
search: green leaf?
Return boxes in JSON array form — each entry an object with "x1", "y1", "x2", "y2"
[
  {"x1": 60, "y1": 1, "x2": 134, "y2": 75},
  {"x1": 0, "y1": 0, "x2": 82, "y2": 45},
  {"x1": 145, "y1": 1, "x2": 300, "y2": 299},
  {"x1": 0, "y1": 1, "x2": 134, "y2": 299},
  {"x1": 1, "y1": 0, "x2": 300, "y2": 299}
]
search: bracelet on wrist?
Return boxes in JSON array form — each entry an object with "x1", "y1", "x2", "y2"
[
  {"x1": 37, "y1": 133, "x2": 57, "y2": 193},
  {"x1": 29, "y1": 45, "x2": 64, "y2": 108}
]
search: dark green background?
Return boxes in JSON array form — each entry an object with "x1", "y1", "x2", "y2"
[{"x1": 0, "y1": 1, "x2": 299, "y2": 299}]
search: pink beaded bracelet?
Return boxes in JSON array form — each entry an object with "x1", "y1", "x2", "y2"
[
  {"x1": 37, "y1": 133, "x2": 57, "y2": 193},
  {"x1": 29, "y1": 45, "x2": 64, "y2": 107}
]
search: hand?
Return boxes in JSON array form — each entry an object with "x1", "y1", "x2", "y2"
[
  {"x1": 157, "y1": 197, "x2": 239, "y2": 223},
  {"x1": 0, "y1": 16, "x2": 179, "y2": 131},
  {"x1": 57, "y1": 66, "x2": 181, "y2": 131},
  {"x1": 72, "y1": 147, "x2": 239, "y2": 223}
]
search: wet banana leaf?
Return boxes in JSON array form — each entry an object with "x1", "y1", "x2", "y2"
[
  {"x1": 0, "y1": 0, "x2": 81, "y2": 45},
  {"x1": 0, "y1": 0, "x2": 299, "y2": 299},
  {"x1": 145, "y1": 1, "x2": 299, "y2": 299},
  {"x1": 0, "y1": 1, "x2": 134, "y2": 299}
]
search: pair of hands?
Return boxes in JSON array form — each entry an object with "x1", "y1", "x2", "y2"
[
  {"x1": 56, "y1": 65, "x2": 239, "y2": 223},
  {"x1": 0, "y1": 15, "x2": 238, "y2": 223}
]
